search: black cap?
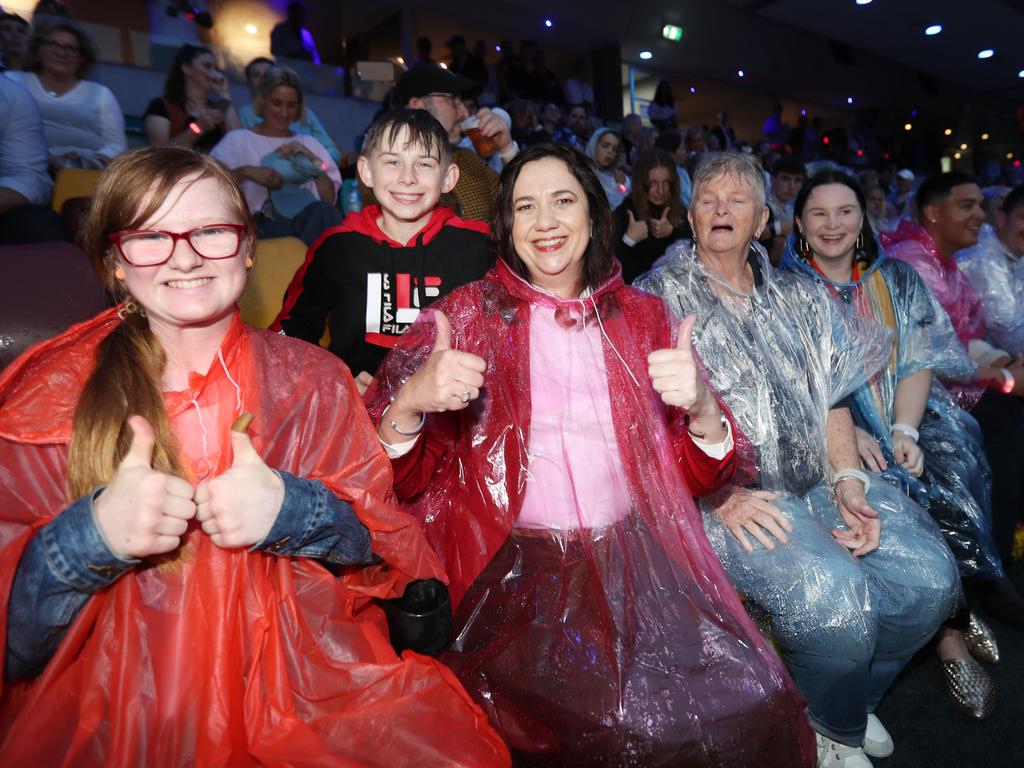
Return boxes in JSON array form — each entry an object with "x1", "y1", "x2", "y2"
[
  {"x1": 393, "y1": 63, "x2": 474, "y2": 106},
  {"x1": 445, "y1": 35, "x2": 466, "y2": 47}
]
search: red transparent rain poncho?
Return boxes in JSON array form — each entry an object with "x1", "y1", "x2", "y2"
[
  {"x1": 0, "y1": 309, "x2": 510, "y2": 767},
  {"x1": 367, "y1": 261, "x2": 815, "y2": 767}
]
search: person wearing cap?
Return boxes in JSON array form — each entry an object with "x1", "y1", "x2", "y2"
[
  {"x1": 388, "y1": 63, "x2": 519, "y2": 220},
  {"x1": 888, "y1": 169, "x2": 916, "y2": 223}
]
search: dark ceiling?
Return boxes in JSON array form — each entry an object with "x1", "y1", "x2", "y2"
[{"x1": 325, "y1": 0, "x2": 1024, "y2": 106}]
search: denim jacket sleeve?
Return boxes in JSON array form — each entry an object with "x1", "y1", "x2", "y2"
[
  {"x1": 252, "y1": 471, "x2": 373, "y2": 564},
  {"x1": 5, "y1": 489, "x2": 138, "y2": 681},
  {"x1": 6, "y1": 472, "x2": 372, "y2": 681}
]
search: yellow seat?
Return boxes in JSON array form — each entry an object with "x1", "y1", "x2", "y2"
[
  {"x1": 51, "y1": 168, "x2": 103, "y2": 213},
  {"x1": 238, "y1": 237, "x2": 308, "y2": 330}
]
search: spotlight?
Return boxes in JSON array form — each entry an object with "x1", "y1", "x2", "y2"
[
  {"x1": 977, "y1": 49, "x2": 995, "y2": 59},
  {"x1": 544, "y1": 19, "x2": 553, "y2": 28},
  {"x1": 925, "y1": 25, "x2": 942, "y2": 36},
  {"x1": 639, "y1": 51, "x2": 653, "y2": 61}
]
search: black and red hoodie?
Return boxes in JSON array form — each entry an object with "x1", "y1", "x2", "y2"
[{"x1": 273, "y1": 205, "x2": 494, "y2": 376}]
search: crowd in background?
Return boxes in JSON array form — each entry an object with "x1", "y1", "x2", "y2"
[{"x1": 3, "y1": 4, "x2": 1024, "y2": 767}]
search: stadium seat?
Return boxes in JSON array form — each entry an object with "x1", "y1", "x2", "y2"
[
  {"x1": 238, "y1": 237, "x2": 308, "y2": 330},
  {"x1": 51, "y1": 168, "x2": 103, "y2": 214},
  {"x1": 0, "y1": 242, "x2": 108, "y2": 369}
]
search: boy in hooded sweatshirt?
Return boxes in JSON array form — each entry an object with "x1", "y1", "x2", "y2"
[{"x1": 274, "y1": 109, "x2": 494, "y2": 392}]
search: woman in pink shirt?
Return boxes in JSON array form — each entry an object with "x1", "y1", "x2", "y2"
[{"x1": 366, "y1": 143, "x2": 814, "y2": 766}]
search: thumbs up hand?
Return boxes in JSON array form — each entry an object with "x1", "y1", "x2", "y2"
[
  {"x1": 647, "y1": 315, "x2": 721, "y2": 429},
  {"x1": 196, "y1": 415, "x2": 284, "y2": 549},
  {"x1": 651, "y1": 207, "x2": 672, "y2": 239},
  {"x1": 378, "y1": 311, "x2": 487, "y2": 442},
  {"x1": 93, "y1": 415, "x2": 196, "y2": 559},
  {"x1": 625, "y1": 209, "x2": 649, "y2": 243}
]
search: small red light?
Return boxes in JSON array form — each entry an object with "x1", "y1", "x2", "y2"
[
  {"x1": 856, "y1": 149, "x2": 864, "y2": 157},
  {"x1": 188, "y1": 121, "x2": 202, "y2": 135},
  {"x1": 823, "y1": 136, "x2": 830, "y2": 145},
  {"x1": 1015, "y1": 160, "x2": 1021, "y2": 167},
  {"x1": 883, "y1": 152, "x2": 890, "y2": 160}
]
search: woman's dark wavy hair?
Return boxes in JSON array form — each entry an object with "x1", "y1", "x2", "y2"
[
  {"x1": 491, "y1": 142, "x2": 617, "y2": 294},
  {"x1": 793, "y1": 168, "x2": 879, "y2": 265},
  {"x1": 164, "y1": 43, "x2": 213, "y2": 107}
]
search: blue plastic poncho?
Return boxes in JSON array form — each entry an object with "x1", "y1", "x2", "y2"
[{"x1": 781, "y1": 237, "x2": 1003, "y2": 579}]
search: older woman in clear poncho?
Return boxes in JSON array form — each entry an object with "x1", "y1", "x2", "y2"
[{"x1": 636, "y1": 152, "x2": 958, "y2": 768}]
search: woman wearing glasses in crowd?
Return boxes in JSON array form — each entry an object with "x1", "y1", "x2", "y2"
[
  {"x1": 0, "y1": 146, "x2": 509, "y2": 766},
  {"x1": 4, "y1": 16, "x2": 126, "y2": 171},
  {"x1": 366, "y1": 143, "x2": 814, "y2": 766}
]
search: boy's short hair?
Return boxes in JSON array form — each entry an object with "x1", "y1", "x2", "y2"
[
  {"x1": 362, "y1": 108, "x2": 453, "y2": 167},
  {"x1": 916, "y1": 171, "x2": 977, "y2": 213}
]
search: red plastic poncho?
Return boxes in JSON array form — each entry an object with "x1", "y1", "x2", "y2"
[
  {"x1": 367, "y1": 261, "x2": 815, "y2": 767},
  {"x1": 0, "y1": 309, "x2": 510, "y2": 767}
]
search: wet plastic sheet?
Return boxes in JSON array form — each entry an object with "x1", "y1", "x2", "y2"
[
  {"x1": 637, "y1": 241, "x2": 958, "y2": 734},
  {"x1": 366, "y1": 259, "x2": 815, "y2": 767},
  {"x1": 638, "y1": 241, "x2": 893, "y2": 494},
  {"x1": 957, "y1": 226, "x2": 1024, "y2": 357},
  {"x1": 780, "y1": 242, "x2": 1003, "y2": 579},
  {"x1": 881, "y1": 221, "x2": 987, "y2": 408},
  {"x1": 0, "y1": 310, "x2": 509, "y2": 767}
]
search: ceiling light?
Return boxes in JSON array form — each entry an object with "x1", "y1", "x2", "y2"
[
  {"x1": 439, "y1": 62, "x2": 448, "y2": 69},
  {"x1": 925, "y1": 25, "x2": 942, "y2": 36},
  {"x1": 847, "y1": 97, "x2": 854, "y2": 104},
  {"x1": 1008, "y1": 152, "x2": 1015, "y2": 160},
  {"x1": 960, "y1": 143, "x2": 968, "y2": 150},
  {"x1": 977, "y1": 49, "x2": 995, "y2": 59},
  {"x1": 737, "y1": 69, "x2": 745, "y2": 77},
  {"x1": 982, "y1": 133, "x2": 990, "y2": 140},
  {"x1": 639, "y1": 51, "x2": 653, "y2": 60},
  {"x1": 662, "y1": 24, "x2": 683, "y2": 41},
  {"x1": 396, "y1": 56, "x2": 405, "y2": 65},
  {"x1": 904, "y1": 123, "x2": 912, "y2": 131},
  {"x1": 544, "y1": 19, "x2": 553, "y2": 28},
  {"x1": 855, "y1": 0, "x2": 872, "y2": 5},
  {"x1": 954, "y1": 152, "x2": 962, "y2": 159},
  {"x1": 689, "y1": 86, "x2": 696, "y2": 93},
  {"x1": 944, "y1": 128, "x2": 952, "y2": 136},
  {"x1": 495, "y1": 45, "x2": 501, "y2": 52},
  {"x1": 1019, "y1": 70, "x2": 1024, "y2": 78}
]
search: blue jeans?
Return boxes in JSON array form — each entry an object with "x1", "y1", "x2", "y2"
[{"x1": 702, "y1": 479, "x2": 958, "y2": 746}]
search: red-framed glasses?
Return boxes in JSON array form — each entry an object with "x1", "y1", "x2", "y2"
[{"x1": 109, "y1": 223, "x2": 247, "y2": 267}]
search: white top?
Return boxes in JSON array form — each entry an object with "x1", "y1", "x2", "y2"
[
  {"x1": 0, "y1": 77, "x2": 52, "y2": 205},
  {"x1": 4, "y1": 71, "x2": 126, "y2": 167},
  {"x1": 210, "y1": 129, "x2": 341, "y2": 215}
]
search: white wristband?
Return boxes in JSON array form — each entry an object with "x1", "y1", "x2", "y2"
[
  {"x1": 832, "y1": 468, "x2": 871, "y2": 495},
  {"x1": 498, "y1": 140, "x2": 519, "y2": 162},
  {"x1": 890, "y1": 422, "x2": 920, "y2": 443},
  {"x1": 622, "y1": 233, "x2": 638, "y2": 247}
]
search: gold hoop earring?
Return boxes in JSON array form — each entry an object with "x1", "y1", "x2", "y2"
[
  {"x1": 855, "y1": 233, "x2": 865, "y2": 251},
  {"x1": 116, "y1": 299, "x2": 138, "y2": 320}
]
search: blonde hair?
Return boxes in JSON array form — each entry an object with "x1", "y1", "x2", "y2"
[
  {"x1": 68, "y1": 147, "x2": 255, "y2": 498},
  {"x1": 252, "y1": 66, "x2": 306, "y2": 123}
]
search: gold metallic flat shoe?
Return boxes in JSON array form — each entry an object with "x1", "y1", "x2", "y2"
[
  {"x1": 941, "y1": 658, "x2": 995, "y2": 720},
  {"x1": 964, "y1": 612, "x2": 1000, "y2": 664}
]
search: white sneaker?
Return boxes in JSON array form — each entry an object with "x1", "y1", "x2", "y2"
[
  {"x1": 862, "y1": 714, "x2": 894, "y2": 758},
  {"x1": 816, "y1": 731, "x2": 873, "y2": 767}
]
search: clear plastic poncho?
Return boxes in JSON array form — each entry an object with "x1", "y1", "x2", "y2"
[
  {"x1": 636, "y1": 241, "x2": 959, "y2": 734},
  {"x1": 779, "y1": 239, "x2": 1002, "y2": 579},
  {"x1": 0, "y1": 309, "x2": 510, "y2": 767},
  {"x1": 366, "y1": 260, "x2": 815, "y2": 767},
  {"x1": 637, "y1": 240, "x2": 893, "y2": 494},
  {"x1": 957, "y1": 226, "x2": 1024, "y2": 357},
  {"x1": 881, "y1": 221, "x2": 987, "y2": 408}
]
